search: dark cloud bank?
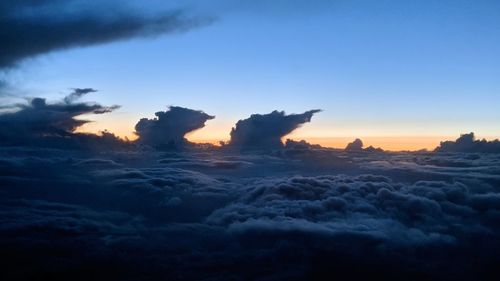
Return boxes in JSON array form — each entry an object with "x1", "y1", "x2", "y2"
[
  {"x1": 1, "y1": 90, "x2": 500, "y2": 280},
  {"x1": 0, "y1": 0, "x2": 210, "y2": 68}
]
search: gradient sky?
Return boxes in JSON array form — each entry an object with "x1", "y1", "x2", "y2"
[{"x1": 4, "y1": 0, "x2": 500, "y2": 150}]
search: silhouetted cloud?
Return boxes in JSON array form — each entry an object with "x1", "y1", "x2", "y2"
[
  {"x1": 364, "y1": 145, "x2": 384, "y2": 153},
  {"x1": 0, "y1": 0, "x2": 211, "y2": 68},
  {"x1": 63, "y1": 88, "x2": 97, "y2": 104},
  {"x1": 436, "y1": 132, "x2": 500, "y2": 153},
  {"x1": 345, "y1": 138, "x2": 364, "y2": 151},
  {"x1": 345, "y1": 138, "x2": 384, "y2": 153},
  {"x1": 229, "y1": 109, "x2": 321, "y2": 149},
  {"x1": 0, "y1": 88, "x2": 122, "y2": 148},
  {"x1": 134, "y1": 106, "x2": 214, "y2": 148}
]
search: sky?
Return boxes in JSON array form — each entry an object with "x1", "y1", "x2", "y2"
[{"x1": 2, "y1": 0, "x2": 500, "y2": 150}]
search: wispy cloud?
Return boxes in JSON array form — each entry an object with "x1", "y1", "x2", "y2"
[{"x1": 0, "y1": 0, "x2": 212, "y2": 69}]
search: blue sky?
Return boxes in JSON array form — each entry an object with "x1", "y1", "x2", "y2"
[{"x1": 4, "y1": 0, "x2": 500, "y2": 147}]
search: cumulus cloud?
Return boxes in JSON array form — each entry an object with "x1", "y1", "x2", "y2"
[
  {"x1": 0, "y1": 88, "x2": 123, "y2": 148},
  {"x1": 134, "y1": 106, "x2": 214, "y2": 148},
  {"x1": 229, "y1": 109, "x2": 321, "y2": 149},
  {"x1": 0, "y1": 0, "x2": 211, "y2": 68},
  {"x1": 344, "y1": 138, "x2": 384, "y2": 153},
  {"x1": 436, "y1": 132, "x2": 500, "y2": 153},
  {"x1": 345, "y1": 138, "x2": 364, "y2": 151}
]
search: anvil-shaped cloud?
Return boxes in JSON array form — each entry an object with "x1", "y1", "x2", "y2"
[
  {"x1": 0, "y1": 88, "x2": 122, "y2": 148},
  {"x1": 228, "y1": 109, "x2": 321, "y2": 149},
  {"x1": 135, "y1": 106, "x2": 215, "y2": 148}
]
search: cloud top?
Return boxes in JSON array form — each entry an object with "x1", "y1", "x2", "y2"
[
  {"x1": 345, "y1": 138, "x2": 363, "y2": 151},
  {"x1": 0, "y1": 88, "x2": 120, "y2": 147},
  {"x1": 229, "y1": 109, "x2": 321, "y2": 149},
  {"x1": 135, "y1": 106, "x2": 214, "y2": 148}
]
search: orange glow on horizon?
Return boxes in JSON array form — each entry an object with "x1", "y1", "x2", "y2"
[
  {"x1": 187, "y1": 136, "x2": 451, "y2": 151},
  {"x1": 73, "y1": 115, "x2": 499, "y2": 151},
  {"x1": 75, "y1": 127, "x2": 499, "y2": 151},
  {"x1": 296, "y1": 136, "x2": 448, "y2": 151}
]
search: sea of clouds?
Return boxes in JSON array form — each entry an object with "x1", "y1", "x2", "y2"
[
  {"x1": 1, "y1": 139, "x2": 500, "y2": 280},
  {"x1": 1, "y1": 90, "x2": 500, "y2": 280}
]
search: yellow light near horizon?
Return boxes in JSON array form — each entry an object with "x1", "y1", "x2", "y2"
[
  {"x1": 299, "y1": 136, "x2": 446, "y2": 151},
  {"x1": 73, "y1": 115, "x2": 499, "y2": 151},
  {"x1": 73, "y1": 114, "x2": 139, "y2": 141},
  {"x1": 186, "y1": 136, "x2": 448, "y2": 151},
  {"x1": 185, "y1": 121, "x2": 232, "y2": 144}
]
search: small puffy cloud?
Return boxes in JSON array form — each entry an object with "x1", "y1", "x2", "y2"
[
  {"x1": 345, "y1": 138, "x2": 364, "y2": 151},
  {"x1": 134, "y1": 106, "x2": 214, "y2": 148},
  {"x1": 345, "y1": 138, "x2": 384, "y2": 153},
  {"x1": 229, "y1": 109, "x2": 321, "y2": 149}
]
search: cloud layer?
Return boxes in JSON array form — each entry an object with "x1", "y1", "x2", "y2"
[{"x1": 0, "y1": 145, "x2": 499, "y2": 280}]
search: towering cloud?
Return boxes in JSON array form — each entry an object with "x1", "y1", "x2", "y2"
[
  {"x1": 345, "y1": 138, "x2": 364, "y2": 151},
  {"x1": 229, "y1": 109, "x2": 320, "y2": 149},
  {"x1": 135, "y1": 106, "x2": 214, "y2": 148},
  {"x1": 435, "y1": 132, "x2": 500, "y2": 153},
  {"x1": 0, "y1": 0, "x2": 211, "y2": 68},
  {"x1": 0, "y1": 88, "x2": 121, "y2": 147}
]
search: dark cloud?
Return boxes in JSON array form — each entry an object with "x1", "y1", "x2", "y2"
[
  {"x1": 345, "y1": 138, "x2": 364, "y2": 151},
  {"x1": 436, "y1": 132, "x2": 500, "y2": 153},
  {"x1": 0, "y1": 88, "x2": 124, "y2": 148},
  {"x1": 0, "y1": 0, "x2": 211, "y2": 68},
  {"x1": 364, "y1": 145, "x2": 384, "y2": 153},
  {"x1": 1, "y1": 146, "x2": 500, "y2": 280},
  {"x1": 63, "y1": 88, "x2": 97, "y2": 104},
  {"x1": 1, "y1": 94, "x2": 500, "y2": 279},
  {"x1": 134, "y1": 106, "x2": 214, "y2": 149},
  {"x1": 228, "y1": 109, "x2": 321, "y2": 149},
  {"x1": 345, "y1": 138, "x2": 384, "y2": 153}
]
